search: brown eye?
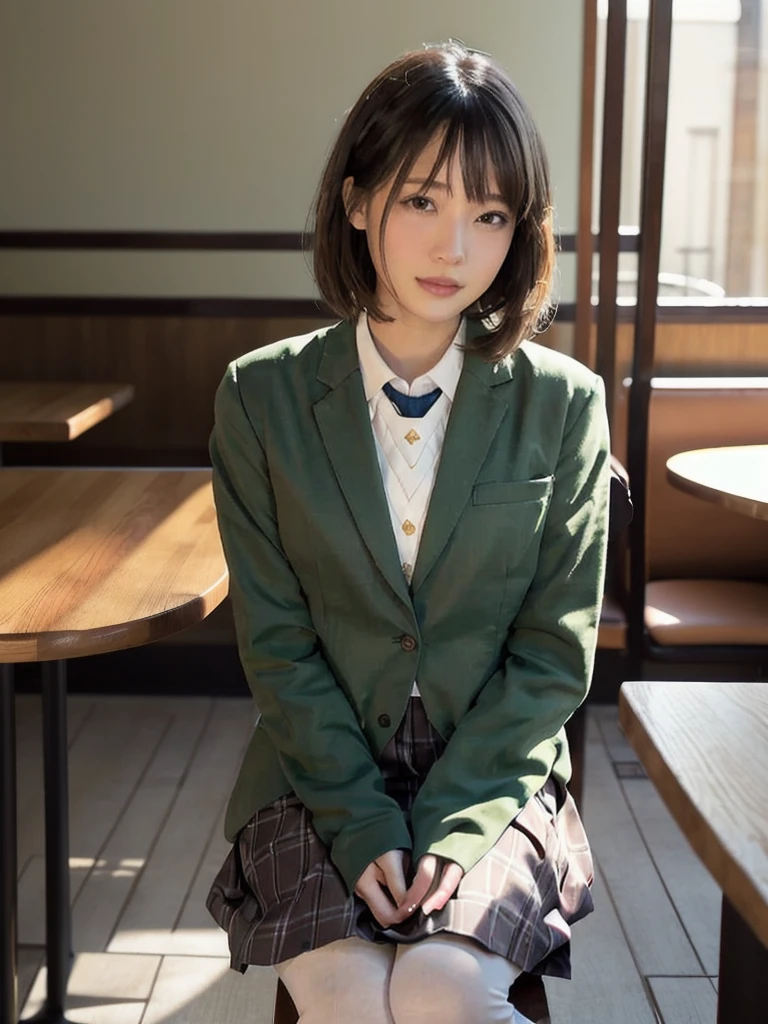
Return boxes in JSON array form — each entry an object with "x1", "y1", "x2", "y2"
[
  {"x1": 478, "y1": 211, "x2": 509, "y2": 226},
  {"x1": 404, "y1": 195, "x2": 434, "y2": 212}
]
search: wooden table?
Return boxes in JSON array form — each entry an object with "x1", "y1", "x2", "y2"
[
  {"x1": 667, "y1": 444, "x2": 768, "y2": 521},
  {"x1": 0, "y1": 382, "x2": 135, "y2": 443},
  {"x1": 619, "y1": 681, "x2": 768, "y2": 1023},
  {"x1": 0, "y1": 469, "x2": 228, "y2": 1024}
]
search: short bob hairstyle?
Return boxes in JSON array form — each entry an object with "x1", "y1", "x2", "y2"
[{"x1": 309, "y1": 41, "x2": 556, "y2": 363}]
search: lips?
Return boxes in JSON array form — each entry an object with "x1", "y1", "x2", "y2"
[{"x1": 417, "y1": 277, "x2": 463, "y2": 297}]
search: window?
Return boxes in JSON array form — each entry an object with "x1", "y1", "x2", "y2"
[{"x1": 594, "y1": 0, "x2": 768, "y2": 300}]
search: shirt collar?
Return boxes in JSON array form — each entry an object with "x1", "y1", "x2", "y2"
[{"x1": 355, "y1": 310, "x2": 465, "y2": 403}]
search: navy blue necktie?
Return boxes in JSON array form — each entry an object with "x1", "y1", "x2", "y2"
[{"x1": 382, "y1": 381, "x2": 442, "y2": 418}]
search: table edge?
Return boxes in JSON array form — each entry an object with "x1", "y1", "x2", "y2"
[
  {"x1": 0, "y1": 570, "x2": 229, "y2": 664},
  {"x1": 665, "y1": 463, "x2": 768, "y2": 521}
]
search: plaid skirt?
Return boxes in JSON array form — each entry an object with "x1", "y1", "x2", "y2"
[{"x1": 206, "y1": 697, "x2": 594, "y2": 979}]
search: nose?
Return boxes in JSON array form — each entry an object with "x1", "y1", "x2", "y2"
[{"x1": 432, "y1": 216, "x2": 466, "y2": 265}]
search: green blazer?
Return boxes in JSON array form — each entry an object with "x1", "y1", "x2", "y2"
[{"x1": 210, "y1": 317, "x2": 610, "y2": 896}]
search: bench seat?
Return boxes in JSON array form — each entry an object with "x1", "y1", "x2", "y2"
[
  {"x1": 645, "y1": 579, "x2": 768, "y2": 646},
  {"x1": 598, "y1": 592, "x2": 627, "y2": 650}
]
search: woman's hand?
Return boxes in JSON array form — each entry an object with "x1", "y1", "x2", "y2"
[
  {"x1": 401, "y1": 854, "x2": 464, "y2": 916},
  {"x1": 354, "y1": 849, "x2": 410, "y2": 927},
  {"x1": 355, "y1": 851, "x2": 464, "y2": 925}
]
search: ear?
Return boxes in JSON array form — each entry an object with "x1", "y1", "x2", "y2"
[{"x1": 342, "y1": 176, "x2": 367, "y2": 230}]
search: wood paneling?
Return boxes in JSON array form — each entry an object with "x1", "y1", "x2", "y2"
[
  {"x1": 2, "y1": 315, "x2": 766, "y2": 466},
  {"x1": 0, "y1": 316, "x2": 334, "y2": 460},
  {"x1": 605, "y1": 320, "x2": 768, "y2": 460},
  {"x1": 614, "y1": 320, "x2": 768, "y2": 376},
  {"x1": 0, "y1": 315, "x2": 577, "y2": 465}
]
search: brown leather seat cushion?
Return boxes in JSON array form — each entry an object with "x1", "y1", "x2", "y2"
[
  {"x1": 645, "y1": 579, "x2": 768, "y2": 646},
  {"x1": 598, "y1": 592, "x2": 627, "y2": 650}
]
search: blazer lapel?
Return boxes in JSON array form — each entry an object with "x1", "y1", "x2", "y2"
[
  {"x1": 313, "y1": 321, "x2": 412, "y2": 607},
  {"x1": 411, "y1": 332, "x2": 514, "y2": 594}
]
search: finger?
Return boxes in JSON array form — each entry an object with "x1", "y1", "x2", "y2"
[
  {"x1": 378, "y1": 851, "x2": 408, "y2": 907},
  {"x1": 355, "y1": 864, "x2": 385, "y2": 897},
  {"x1": 399, "y1": 858, "x2": 434, "y2": 911},
  {"x1": 422, "y1": 863, "x2": 464, "y2": 915},
  {"x1": 399, "y1": 855, "x2": 438, "y2": 913},
  {"x1": 421, "y1": 868, "x2": 454, "y2": 915},
  {"x1": 355, "y1": 880, "x2": 401, "y2": 927}
]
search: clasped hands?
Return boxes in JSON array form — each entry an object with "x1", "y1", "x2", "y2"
[{"x1": 354, "y1": 849, "x2": 464, "y2": 928}]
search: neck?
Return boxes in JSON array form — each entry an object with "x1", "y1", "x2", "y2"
[{"x1": 367, "y1": 312, "x2": 460, "y2": 383}]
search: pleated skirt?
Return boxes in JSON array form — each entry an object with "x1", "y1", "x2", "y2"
[{"x1": 206, "y1": 697, "x2": 594, "y2": 978}]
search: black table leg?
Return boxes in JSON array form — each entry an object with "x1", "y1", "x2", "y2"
[
  {"x1": 24, "y1": 661, "x2": 74, "y2": 1024},
  {"x1": 1, "y1": 664, "x2": 18, "y2": 1024},
  {"x1": 718, "y1": 894, "x2": 768, "y2": 1023}
]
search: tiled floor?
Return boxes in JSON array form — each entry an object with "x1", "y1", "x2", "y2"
[{"x1": 13, "y1": 695, "x2": 721, "y2": 1023}]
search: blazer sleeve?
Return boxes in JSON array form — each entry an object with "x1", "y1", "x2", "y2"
[
  {"x1": 210, "y1": 362, "x2": 412, "y2": 893},
  {"x1": 410, "y1": 377, "x2": 611, "y2": 874}
]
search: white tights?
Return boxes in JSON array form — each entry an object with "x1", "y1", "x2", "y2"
[{"x1": 275, "y1": 933, "x2": 533, "y2": 1023}]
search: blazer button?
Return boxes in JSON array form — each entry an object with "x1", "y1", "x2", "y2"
[
  {"x1": 378, "y1": 713, "x2": 391, "y2": 728},
  {"x1": 400, "y1": 634, "x2": 417, "y2": 652}
]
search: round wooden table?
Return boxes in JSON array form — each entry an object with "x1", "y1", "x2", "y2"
[
  {"x1": 0, "y1": 469, "x2": 228, "y2": 1024},
  {"x1": 666, "y1": 444, "x2": 768, "y2": 521}
]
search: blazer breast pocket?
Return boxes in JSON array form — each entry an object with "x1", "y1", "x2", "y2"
[
  {"x1": 472, "y1": 476, "x2": 554, "y2": 507},
  {"x1": 469, "y1": 476, "x2": 554, "y2": 584}
]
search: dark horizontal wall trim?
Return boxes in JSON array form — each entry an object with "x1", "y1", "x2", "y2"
[
  {"x1": 618, "y1": 298, "x2": 768, "y2": 322},
  {"x1": 2, "y1": 296, "x2": 768, "y2": 323},
  {"x1": 0, "y1": 445, "x2": 212, "y2": 468},
  {"x1": 0, "y1": 231, "x2": 309, "y2": 252},
  {"x1": 0, "y1": 297, "x2": 335, "y2": 318},
  {"x1": 558, "y1": 230, "x2": 640, "y2": 254},
  {"x1": 0, "y1": 229, "x2": 639, "y2": 254},
  {"x1": 0, "y1": 295, "x2": 573, "y2": 322}
]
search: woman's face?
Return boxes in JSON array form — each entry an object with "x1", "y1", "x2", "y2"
[{"x1": 345, "y1": 133, "x2": 515, "y2": 329}]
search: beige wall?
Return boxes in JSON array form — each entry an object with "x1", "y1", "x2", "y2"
[{"x1": 0, "y1": 0, "x2": 583, "y2": 298}]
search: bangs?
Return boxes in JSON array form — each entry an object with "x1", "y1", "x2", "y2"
[
  {"x1": 385, "y1": 111, "x2": 531, "y2": 221},
  {"x1": 355, "y1": 93, "x2": 535, "y2": 235}
]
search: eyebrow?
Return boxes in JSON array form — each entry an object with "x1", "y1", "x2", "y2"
[{"x1": 404, "y1": 178, "x2": 508, "y2": 206}]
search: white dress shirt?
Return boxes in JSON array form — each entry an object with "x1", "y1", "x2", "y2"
[{"x1": 355, "y1": 311, "x2": 465, "y2": 696}]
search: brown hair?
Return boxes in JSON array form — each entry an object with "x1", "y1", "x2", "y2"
[{"x1": 308, "y1": 41, "x2": 556, "y2": 362}]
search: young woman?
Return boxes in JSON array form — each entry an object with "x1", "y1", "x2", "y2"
[{"x1": 207, "y1": 40, "x2": 610, "y2": 1024}]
